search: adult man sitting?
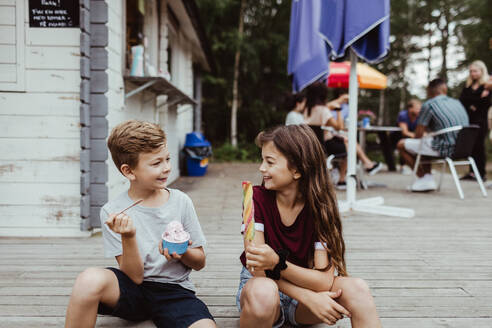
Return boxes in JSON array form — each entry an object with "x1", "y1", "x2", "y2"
[{"x1": 397, "y1": 78, "x2": 469, "y2": 191}]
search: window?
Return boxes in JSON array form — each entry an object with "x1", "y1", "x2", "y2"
[
  {"x1": 0, "y1": 1, "x2": 25, "y2": 91},
  {"x1": 125, "y1": 0, "x2": 144, "y2": 74}
]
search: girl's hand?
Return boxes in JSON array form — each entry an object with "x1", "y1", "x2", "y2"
[
  {"x1": 105, "y1": 213, "x2": 136, "y2": 238},
  {"x1": 305, "y1": 289, "x2": 351, "y2": 325},
  {"x1": 159, "y1": 240, "x2": 193, "y2": 261},
  {"x1": 481, "y1": 89, "x2": 489, "y2": 98},
  {"x1": 245, "y1": 244, "x2": 279, "y2": 271}
]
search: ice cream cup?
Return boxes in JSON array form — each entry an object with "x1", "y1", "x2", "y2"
[{"x1": 162, "y1": 237, "x2": 189, "y2": 255}]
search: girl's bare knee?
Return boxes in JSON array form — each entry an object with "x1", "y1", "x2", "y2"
[
  {"x1": 350, "y1": 278, "x2": 371, "y2": 296},
  {"x1": 342, "y1": 277, "x2": 375, "y2": 310},
  {"x1": 241, "y1": 278, "x2": 279, "y2": 318}
]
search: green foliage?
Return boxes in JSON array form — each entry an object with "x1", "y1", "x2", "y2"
[
  {"x1": 197, "y1": 0, "x2": 490, "y2": 146},
  {"x1": 212, "y1": 142, "x2": 260, "y2": 162},
  {"x1": 197, "y1": 0, "x2": 290, "y2": 144},
  {"x1": 455, "y1": 0, "x2": 492, "y2": 70}
]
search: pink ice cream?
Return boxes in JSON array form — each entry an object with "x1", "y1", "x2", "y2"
[{"x1": 162, "y1": 221, "x2": 190, "y2": 243}]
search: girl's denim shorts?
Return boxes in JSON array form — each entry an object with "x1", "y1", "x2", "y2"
[{"x1": 236, "y1": 266, "x2": 302, "y2": 327}]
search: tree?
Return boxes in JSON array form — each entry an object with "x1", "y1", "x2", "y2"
[
  {"x1": 375, "y1": 0, "x2": 427, "y2": 123},
  {"x1": 455, "y1": 0, "x2": 492, "y2": 70},
  {"x1": 230, "y1": 0, "x2": 246, "y2": 147},
  {"x1": 196, "y1": 0, "x2": 489, "y2": 146},
  {"x1": 197, "y1": 0, "x2": 290, "y2": 145}
]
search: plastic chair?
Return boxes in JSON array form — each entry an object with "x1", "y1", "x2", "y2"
[{"x1": 412, "y1": 125, "x2": 487, "y2": 199}]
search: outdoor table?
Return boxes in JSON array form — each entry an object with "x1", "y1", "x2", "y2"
[{"x1": 359, "y1": 125, "x2": 402, "y2": 171}]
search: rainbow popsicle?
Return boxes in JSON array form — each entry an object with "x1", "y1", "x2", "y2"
[{"x1": 242, "y1": 181, "x2": 255, "y2": 242}]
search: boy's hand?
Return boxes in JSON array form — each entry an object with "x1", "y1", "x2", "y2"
[
  {"x1": 159, "y1": 240, "x2": 193, "y2": 261},
  {"x1": 105, "y1": 213, "x2": 136, "y2": 238}
]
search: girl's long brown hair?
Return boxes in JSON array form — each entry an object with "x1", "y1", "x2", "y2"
[{"x1": 256, "y1": 125, "x2": 347, "y2": 276}]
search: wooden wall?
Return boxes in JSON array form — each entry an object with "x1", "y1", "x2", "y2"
[{"x1": 0, "y1": 0, "x2": 84, "y2": 236}]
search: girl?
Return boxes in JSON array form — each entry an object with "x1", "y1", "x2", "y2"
[
  {"x1": 236, "y1": 125, "x2": 381, "y2": 328},
  {"x1": 303, "y1": 83, "x2": 382, "y2": 189},
  {"x1": 459, "y1": 60, "x2": 491, "y2": 181}
]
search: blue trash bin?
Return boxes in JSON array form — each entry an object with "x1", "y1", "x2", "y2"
[{"x1": 183, "y1": 132, "x2": 212, "y2": 176}]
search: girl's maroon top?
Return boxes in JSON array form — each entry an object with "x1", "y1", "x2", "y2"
[{"x1": 240, "y1": 186, "x2": 315, "y2": 268}]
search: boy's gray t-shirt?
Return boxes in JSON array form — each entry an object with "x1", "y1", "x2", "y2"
[{"x1": 100, "y1": 188, "x2": 206, "y2": 292}]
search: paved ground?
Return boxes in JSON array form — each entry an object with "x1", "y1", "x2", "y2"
[{"x1": 0, "y1": 162, "x2": 491, "y2": 327}]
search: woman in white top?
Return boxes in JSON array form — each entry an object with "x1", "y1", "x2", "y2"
[
  {"x1": 284, "y1": 91, "x2": 306, "y2": 125},
  {"x1": 304, "y1": 83, "x2": 382, "y2": 189}
]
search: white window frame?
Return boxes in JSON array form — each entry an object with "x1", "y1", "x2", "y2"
[{"x1": 0, "y1": 0, "x2": 25, "y2": 92}]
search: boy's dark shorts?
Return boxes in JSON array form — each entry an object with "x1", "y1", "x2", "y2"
[{"x1": 98, "y1": 267, "x2": 214, "y2": 328}]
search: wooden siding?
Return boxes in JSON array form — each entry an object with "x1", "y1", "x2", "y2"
[
  {"x1": 0, "y1": 0, "x2": 24, "y2": 90},
  {"x1": 0, "y1": 1, "x2": 82, "y2": 236}
]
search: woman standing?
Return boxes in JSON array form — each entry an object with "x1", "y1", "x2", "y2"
[{"x1": 459, "y1": 60, "x2": 491, "y2": 181}]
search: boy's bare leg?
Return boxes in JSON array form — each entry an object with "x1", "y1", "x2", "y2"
[
  {"x1": 239, "y1": 277, "x2": 281, "y2": 328},
  {"x1": 189, "y1": 319, "x2": 216, "y2": 328},
  {"x1": 295, "y1": 276, "x2": 381, "y2": 328},
  {"x1": 65, "y1": 268, "x2": 120, "y2": 328}
]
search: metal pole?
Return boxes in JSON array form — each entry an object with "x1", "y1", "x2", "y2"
[
  {"x1": 194, "y1": 72, "x2": 202, "y2": 132},
  {"x1": 346, "y1": 49, "x2": 358, "y2": 205}
]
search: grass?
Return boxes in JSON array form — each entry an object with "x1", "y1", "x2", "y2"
[{"x1": 211, "y1": 143, "x2": 260, "y2": 163}]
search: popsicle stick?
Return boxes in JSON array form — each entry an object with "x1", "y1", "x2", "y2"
[{"x1": 105, "y1": 199, "x2": 143, "y2": 225}]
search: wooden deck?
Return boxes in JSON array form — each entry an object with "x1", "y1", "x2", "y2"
[{"x1": 1, "y1": 163, "x2": 491, "y2": 327}]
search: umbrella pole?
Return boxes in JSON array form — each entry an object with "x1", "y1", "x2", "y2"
[
  {"x1": 346, "y1": 49, "x2": 358, "y2": 204},
  {"x1": 338, "y1": 49, "x2": 414, "y2": 218}
]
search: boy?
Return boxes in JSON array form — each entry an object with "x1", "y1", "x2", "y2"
[{"x1": 65, "y1": 120, "x2": 215, "y2": 328}]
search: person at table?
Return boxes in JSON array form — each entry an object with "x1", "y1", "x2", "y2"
[
  {"x1": 397, "y1": 99, "x2": 421, "y2": 138},
  {"x1": 378, "y1": 99, "x2": 422, "y2": 172},
  {"x1": 303, "y1": 82, "x2": 382, "y2": 190},
  {"x1": 459, "y1": 60, "x2": 491, "y2": 181},
  {"x1": 284, "y1": 91, "x2": 307, "y2": 126},
  {"x1": 331, "y1": 89, "x2": 349, "y2": 121},
  {"x1": 397, "y1": 78, "x2": 469, "y2": 192}
]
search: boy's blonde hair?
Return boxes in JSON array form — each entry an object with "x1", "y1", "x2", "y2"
[{"x1": 107, "y1": 120, "x2": 166, "y2": 173}]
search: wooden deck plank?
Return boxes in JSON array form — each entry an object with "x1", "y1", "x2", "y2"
[{"x1": 0, "y1": 163, "x2": 491, "y2": 327}]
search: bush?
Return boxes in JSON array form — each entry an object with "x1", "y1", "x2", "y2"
[{"x1": 212, "y1": 143, "x2": 260, "y2": 162}]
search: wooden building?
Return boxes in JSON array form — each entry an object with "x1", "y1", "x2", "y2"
[{"x1": 0, "y1": 0, "x2": 213, "y2": 237}]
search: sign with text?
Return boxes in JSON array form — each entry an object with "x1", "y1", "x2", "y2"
[{"x1": 29, "y1": 0, "x2": 79, "y2": 28}]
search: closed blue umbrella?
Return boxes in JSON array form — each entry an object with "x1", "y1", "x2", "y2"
[
  {"x1": 319, "y1": 0, "x2": 413, "y2": 217},
  {"x1": 287, "y1": 0, "x2": 330, "y2": 92},
  {"x1": 319, "y1": 0, "x2": 390, "y2": 63}
]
